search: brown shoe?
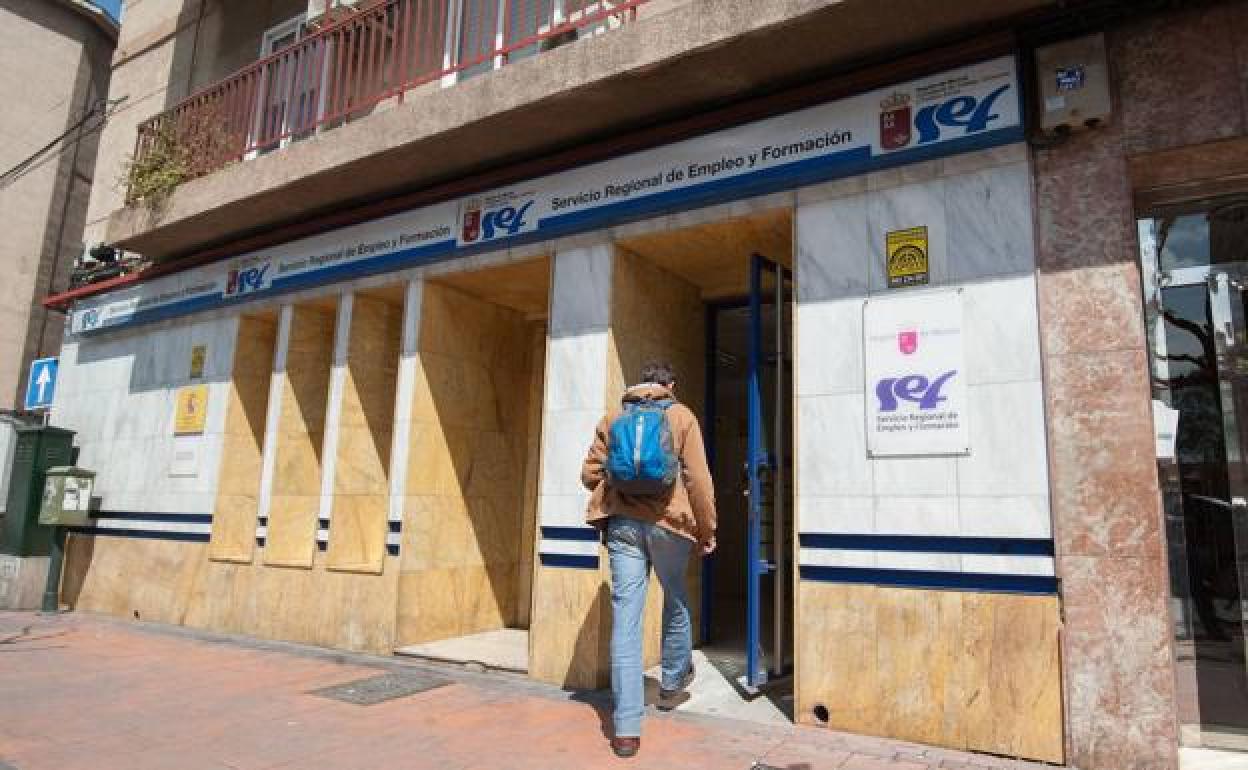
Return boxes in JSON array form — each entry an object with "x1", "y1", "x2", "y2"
[{"x1": 611, "y1": 736, "x2": 640, "y2": 758}]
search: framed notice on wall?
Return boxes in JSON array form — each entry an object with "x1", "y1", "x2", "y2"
[{"x1": 863, "y1": 289, "x2": 969, "y2": 456}]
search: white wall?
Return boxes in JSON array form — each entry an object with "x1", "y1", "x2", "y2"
[
  {"x1": 51, "y1": 316, "x2": 240, "y2": 538},
  {"x1": 793, "y1": 144, "x2": 1053, "y2": 581}
]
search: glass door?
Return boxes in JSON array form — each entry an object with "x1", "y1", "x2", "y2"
[{"x1": 1143, "y1": 202, "x2": 1248, "y2": 748}]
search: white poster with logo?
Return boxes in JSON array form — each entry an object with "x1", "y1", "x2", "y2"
[{"x1": 864, "y1": 290, "x2": 968, "y2": 456}]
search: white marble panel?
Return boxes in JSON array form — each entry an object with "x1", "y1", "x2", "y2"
[
  {"x1": 957, "y1": 381, "x2": 1049, "y2": 497},
  {"x1": 795, "y1": 298, "x2": 862, "y2": 397},
  {"x1": 318, "y1": 293, "x2": 354, "y2": 524},
  {"x1": 946, "y1": 162, "x2": 1035, "y2": 282},
  {"x1": 867, "y1": 178, "x2": 949, "y2": 292},
  {"x1": 873, "y1": 496, "x2": 959, "y2": 536},
  {"x1": 539, "y1": 538, "x2": 599, "y2": 557},
  {"x1": 796, "y1": 495, "x2": 874, "y2": 534},
  {"x1": 962, "y1": 275, "x2": 1041, "y2": 386},
  {"x1": 545, "y1": 331, "x2": 609, "y2": 411},
  {"x1": 872, "y1": 456, "x2": 958, "y2": 497},
  {"x1": 538, "y1": 492, "x2": 592, "y2": 529},
  {"x1": 961, "y1": 553, "x2": 1055, "y2": 577},
  {"x1": 796, "y1": 194, "x2": 869, "y2": 303},
  {"x1": 796, "y1": 175, "x2": 867, "y2": 206},
  {"x1": 940, "y1": 142, "x2": 1028, "y2": 178},
  {"x1": 795, "y1": 394, "x2": 871, "y2": 497},
  {"x1": 798, "y1": 548, "x2": 876, "y2": 568},
  {"x1": 550, "y1": 244, "x2": 612, "y2": 336},
  {"x1": 875, "y1": 551, "x2": 962, "y2": 572},
  {"x1": 539, "y1": 408, "x2": 602, "y2": 496},
  {"x1": 958, "y1": 495, "x2": 1053, "y2": 539},
  {"x1": 204, "y1": 380, "x2": 231, "y2": 436},
  {"x1": 389, "y1": 280, "x2": 422, "y2": 523}
]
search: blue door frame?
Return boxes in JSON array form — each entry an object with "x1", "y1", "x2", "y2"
[{"x1": 699, "y1": 254, "x2": 792, "y2": 692}]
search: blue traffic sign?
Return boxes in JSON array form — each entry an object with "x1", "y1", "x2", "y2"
[{"x1": 24, "y1": 357, "x2": 58, "y2": 411}]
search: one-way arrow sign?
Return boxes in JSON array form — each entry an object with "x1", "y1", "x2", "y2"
[{"x1": 24, "y1": 357, "x2": 58, "y2": 411}]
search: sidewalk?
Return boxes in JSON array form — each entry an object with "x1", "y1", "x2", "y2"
[{"x1": 0, "y1": 611, "x2": 1049, "y2": 770}]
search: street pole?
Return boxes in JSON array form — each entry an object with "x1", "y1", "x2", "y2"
[{"x1": 40, "y1": 526, "x2": 66, "y2": 613}]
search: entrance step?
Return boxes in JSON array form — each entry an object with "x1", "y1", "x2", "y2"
[
  {"x1": 395, "y1": 628, "x2": 529, "y2": 674},
  {"x1": 647, "y1": 648, "x2": 793, "y2": 726}
]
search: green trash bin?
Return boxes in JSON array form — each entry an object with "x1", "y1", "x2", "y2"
[{"x1": 0, "y1": 426, "x2": 75, "y2": 557}]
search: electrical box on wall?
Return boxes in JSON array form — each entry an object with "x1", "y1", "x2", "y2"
[{"x1": 1035, "y1": 33, "x2": 1112, "y2": 133}]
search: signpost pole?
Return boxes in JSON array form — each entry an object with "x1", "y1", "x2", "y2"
[{"x1": 40, "y1": 526, "x2": 66, "y2": 613}]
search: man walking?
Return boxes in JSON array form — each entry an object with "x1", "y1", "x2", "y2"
[{"x1": 581, "y1": 361, "x2": 717, "y2": 758}]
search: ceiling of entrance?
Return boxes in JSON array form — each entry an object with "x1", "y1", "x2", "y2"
[
  {"x1": 617, "y1": 208, "x2": 793, "y2": 301},
  {"x1": 432, "y1": 256, "x2": 552, "y2": 319}
]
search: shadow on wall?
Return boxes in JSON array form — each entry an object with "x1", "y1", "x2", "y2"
[
  {"x1": 570, "y1": 582, "x2": 611, "y2": 691},
  {"x1": 417, "y1": 283, "x2": 539, "y2": 635}
]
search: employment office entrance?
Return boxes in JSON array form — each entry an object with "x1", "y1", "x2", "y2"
[
  {"x1": 529, "y1": 207, "x2": 798, "y2": 722},
  {"x1": 615, "y1": 209, "x2": 797, "y2": 719},
  {"x1": 1142, "y1": 201, "x2": 1248, "y2": 750}
]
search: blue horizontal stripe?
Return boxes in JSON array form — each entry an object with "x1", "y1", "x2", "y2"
[
  {"x1": 541, "y1": 526, "x2": 600, "y2": 542},
  {"x1": 89, "y1": 511, "x2": 213, "y2": 524},
  {"x1": 67, "y1": 527, "x2": 210, "y2": 543},
  {"x1": 539, "y1": 553, "x2": 599, "y2": 569},
  {"x1": 799, "y1": 534, "x2": 1053, "y2": 556},
  {"x1": 799, "y1": 565, "x2": 1057, "y2": 595},
  {"x1": 386, "y1": 544, "x2": 400, "y2": 556},
  {"x1": 388, "y1": 520, "x2": 402, "y2": 533}
]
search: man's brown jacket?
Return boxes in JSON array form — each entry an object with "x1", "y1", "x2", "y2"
[{"x1": 581, "y1": 383, "x2": 717, "y2": 545}]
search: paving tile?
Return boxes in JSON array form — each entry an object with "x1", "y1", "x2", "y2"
[{"x1": 0, "y1": 611, "x2": 1047, "y2": 770}]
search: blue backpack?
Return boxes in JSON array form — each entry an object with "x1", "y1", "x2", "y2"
[{"x1": 605, "y1": 398, "x2": 679, "y2": 496}]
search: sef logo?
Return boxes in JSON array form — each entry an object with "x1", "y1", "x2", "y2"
[
  {"x1": 480, "y1": 200, "x2": 534, "y2": 241},
  {"x1": 225, "y1": 263, "x2": 270, "y2": 297},
  {"x1": 914, "y1": 83, "x2": 1011, "y2": 145},
  {"x1": 876, "y1": 371, "x2": 957, "y2": 412}
]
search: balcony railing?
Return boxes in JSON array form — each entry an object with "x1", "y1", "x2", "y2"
[{"x1": 126, "y1": 0, "x2": 646, "y2": 204}]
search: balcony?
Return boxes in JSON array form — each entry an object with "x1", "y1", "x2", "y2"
[
  {"x1": 107, "y1": 0, "x2": 1062, "y2": 265},
  {"x1": 126, "y1": 0, "x2": 647, "y2": 204}
]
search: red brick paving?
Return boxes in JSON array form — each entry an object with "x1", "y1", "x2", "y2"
[{"x1": 0, "y1": 612, "x2": 1049, "y2": 770}]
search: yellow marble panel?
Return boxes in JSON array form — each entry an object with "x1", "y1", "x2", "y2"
[
  {"x1": 332, "y1": 426, "x2": 391, "y2": 496},
  {"x1": 795, "y1": 583, "x2": 1063, "y2": 764},
  {"x1": 263, "y1": 495, "x2": 319, "y2": 567},
  {"x1": 209, "y1": 316, "x2": 276, "y2": 563},
  {"x1": 529, "y1": 562, "x2": 611, "y2": 690},
  {"x1": 326, "y1": 495, "x2": 388, "y2": 574},
  {"x1": 208, "y1": 494, "x2": 259, "y2": 563}
]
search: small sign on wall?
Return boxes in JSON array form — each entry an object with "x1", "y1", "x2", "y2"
[
  {"x1": 174, "y1": 385, "x2": 208, "y2": 435},
  {"x1": 864, "y1": 289, "x2": 969, "y2": 456},
  {"x1": 170, "y1": 435, "x2": 200, "y2": 478},
  {"x1": 190, "y1": 345, "x2": 207, "y2": 379},
  {"x1": 886, "y1": 226, "x2": 930, "y2": 288}
]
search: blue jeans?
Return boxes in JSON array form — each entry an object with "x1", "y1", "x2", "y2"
[{"x1": 606, "y1": 516, "x2": 693, "y2": 738}]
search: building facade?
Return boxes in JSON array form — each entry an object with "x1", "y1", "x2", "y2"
[
  {"x1": 0, "y1": 0, "x2": 116, "y2": 409},
  {"x1": 41, "y1": 1, "x2": 1248, "y2": 767}
]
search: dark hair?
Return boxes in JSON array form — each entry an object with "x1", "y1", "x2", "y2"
[{"x1": 640, "y1": 361, "x2": 676, "y2": 386}]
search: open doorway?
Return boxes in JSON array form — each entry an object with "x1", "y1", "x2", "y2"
[
  {"x1": 616, "y1": 209, "x2": 795, "y2": 723},
  {"x1": 394, "y1": 257, "x2": 550, "y2": 673}
]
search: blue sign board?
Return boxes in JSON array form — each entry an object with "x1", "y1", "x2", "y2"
[{"x1": 24, "y1": 357, "x2": 58, "y2": 411}]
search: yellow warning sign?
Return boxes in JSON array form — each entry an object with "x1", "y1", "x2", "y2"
[
  {"x1": 174, "y1": 385, "x2": 208, "y2": 435},
  {"x1": 886, "y1": 226, "x2": 929, "y2": 288}
]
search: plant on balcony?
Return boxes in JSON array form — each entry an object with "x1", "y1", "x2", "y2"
[
  {"x1": 123, "y1": 119, "x2": 188, "y2": 207},
  {"x1": 124, "y1": 101, "x2": 235, "y2": 208}
]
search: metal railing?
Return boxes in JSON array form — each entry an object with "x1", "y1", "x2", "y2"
[{"x1": 127, "y1": 0, "x2": 645, "y2": 203}]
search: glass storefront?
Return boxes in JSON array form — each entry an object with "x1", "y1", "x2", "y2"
[{"x1": 1141, "y1": 200, "x2": 1248, "y2": 746}]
